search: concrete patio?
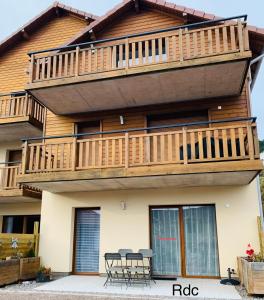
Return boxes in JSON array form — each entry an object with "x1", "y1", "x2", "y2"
[{"x1": 32, "y1": 275, "x2": 241, "y2": 299}]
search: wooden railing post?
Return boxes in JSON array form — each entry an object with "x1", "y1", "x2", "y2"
[
  {"x1": 75, "y1": 46, "x2": 80, "y2": 76},
  {"x1": 182, "y1": 127, "x2": 188, "y2": 164},
  {"x1": 72, "y1": 138, "x2": 77, "y2": 171},
  {"x1": 257, "y1": 217, "x2": 264, "y2": 257},
  {"x1": 247, "y1": 123, "x2": 255, "y2": 160},
  {"x1": 125, "y1": 38, "x2": 129, "y2": 70},
  {"x1": 33, "y1": 221, "x2": 40, "y2": 256},
  {"x1": 29, "y1": 54, "x2": 35, "y2": 83},
  {"x1": 237, "y1": 20, "x2": 244, "y2": 52},
  {"x1": 125, "y1": 133, "x2": 129, "y2": 168},
  {"x1": 252, "y1": 123, "x2": 260, "y2": 158},
  {"x1": 179, "y1": 29, "x2": 183, "y2": 61},
  {"x1": 21, "y1": 141, "x2": 28, "y2": 175}
]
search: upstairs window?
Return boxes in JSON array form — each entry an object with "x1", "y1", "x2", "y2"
[
  {"x1": 75, "y1": 120, "x2": 101, "y2": 140},
  {"x1": 147, "y1": 110, "x2": 209, "y2": 133}
]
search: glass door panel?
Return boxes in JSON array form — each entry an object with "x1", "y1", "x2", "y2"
[
  {"x1": 74, "y1": 209, "x2": 100, "y2": 273},
  {"x1": 151, "y1": 208, "x2": 181, "y2": 276},
  {"x1": 183, "y1": 205, "x2": 220, "y2": 277}
]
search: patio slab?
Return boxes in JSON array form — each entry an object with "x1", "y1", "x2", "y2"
[{"x1": 34, "y1": 275, "x2": 242, "y2": 299}]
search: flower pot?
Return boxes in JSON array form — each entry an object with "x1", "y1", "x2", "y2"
[
  {"x1": 0, "y1": 259, "x2": 20, "y2": 286},
  {"x1": 237, "y1": 257, "x2": 264, "y2": 294},
  {"x1": 36, "y1": 273, "x2": 51, "y2": 283},
  {"x1": 20, "y1": 257, "x2": 40, "y2": 281}
]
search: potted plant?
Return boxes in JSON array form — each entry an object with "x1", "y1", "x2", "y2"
[
  {"x1": 237, "y1": 244, "x2": 264, "y2": 295},
  {"x1": 20, "y1": 248, "x2": 40, "y2": 281},
  {"x1": 36, "y1": 265, "x2": 52, "y2": 282}
]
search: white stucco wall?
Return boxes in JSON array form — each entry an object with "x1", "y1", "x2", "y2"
[{"x1": 39, "y1": 180, "x2": 261, "y2": 277}]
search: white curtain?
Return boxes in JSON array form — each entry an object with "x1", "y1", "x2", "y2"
[
  {"x1": 183, "y1": 206, "x2": 219, "y2": 276},
  {"x1": 151, "y1": 208, "x2": 181, "y2": 276}
]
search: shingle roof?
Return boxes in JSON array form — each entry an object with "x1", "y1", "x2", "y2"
[
  {"x1": 65, "y1": 0, "x2": 264, "y2": 46},
  {"x1": 0, "y1": 1, "x2": 98, "y2": 54}
]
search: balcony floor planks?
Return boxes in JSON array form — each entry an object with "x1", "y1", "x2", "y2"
[
  {"x1": 28, "y1": 52, "x2": 251, "y2": 115},
  {"x1": 17, "y1": 160, "x2": 263, "y2": 193},
  {"x1": 0, "y1": 117, "x2": 43, "y2": 142},
  {"x1": 0, "y1": 188, "x2": 41, "y2": 203}
]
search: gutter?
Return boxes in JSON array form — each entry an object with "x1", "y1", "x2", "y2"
[
  {"x1": 257, "y1": 175, "x2": 264, "y2": 231},
  {"x1": 250, "y1": 48, "x2": 264, "y2": 89}
]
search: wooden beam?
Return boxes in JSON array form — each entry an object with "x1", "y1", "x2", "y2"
[
  {"x1": 134, "y1": 0, "x2": 140, "y2": 13},
  {"x1": 21, "y1": 29, "x2": 29, "y2": 40},
  {"x1": 89, "y1": 29, "x2": 96, "y2": 41}
]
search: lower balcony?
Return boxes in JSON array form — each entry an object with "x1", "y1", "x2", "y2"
[
  {"x1": 0, "y1": 92, "x2": 44, "y2": 141},
  {"x1": 0, "y1": 165, "x2": 41, "y2": 203},
  {"x1": 18, "y1": 119, "x2": 262, "y2": 192}
]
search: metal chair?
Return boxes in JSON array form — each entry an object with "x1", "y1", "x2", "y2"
[
  {"x1": 126, "y1": 252, "x2": 150, "y2": 286},
  {"x1": 118, "y1": 249, "x2": 133, "y2": 257},
  {"x1": 138, "y1": 249, "x2": 156, "y2": 284},
  {"x1": 104, "y1": 253, "x2": 127, "y2": 287}
]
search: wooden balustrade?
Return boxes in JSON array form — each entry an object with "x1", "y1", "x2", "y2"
[
  {"x1": 0, "y1": 165, "x2": 20, "y2": 190},
  {"x1": 0, "y1": 92, "x2": 45, "y2": 124},
  {"x1": 30, "y1": 20, "x2": 249, "y2": 83},
  {"x1": 22, "y1": 122, "x2": 259, "y2": 174}
]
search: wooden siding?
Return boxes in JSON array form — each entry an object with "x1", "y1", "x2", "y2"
[
  {"x1": 97, "y1": 8, "x2": 185, "y2": 39},
  {"x1": 0, "y1": 15, "x2": 88, "y2": 94}
]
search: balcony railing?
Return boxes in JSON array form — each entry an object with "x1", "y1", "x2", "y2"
[
  {"x1": 28, "y1": 16, "x2": 249, "y2": 84},
  {"x1": 0, "y1": 92, "x2": 45, "y2": 123},
  {"x1": 21, "y1": 118, "x2": 259, "y2": 175},
  {"x1": 0, "y1": 164, "x2": 20, "y2": 190}
]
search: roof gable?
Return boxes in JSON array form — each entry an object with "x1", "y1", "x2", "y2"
[
  {"x1": 0, "y1": 1, "x2": 97, "y2": 55},
  {"x1": 65, "y1": 0, "x2": 264, "y2": 46}
]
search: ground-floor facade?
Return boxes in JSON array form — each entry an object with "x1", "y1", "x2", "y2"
[{"x1": 27, "y1": 180, "x2": 260, "y2": 278}]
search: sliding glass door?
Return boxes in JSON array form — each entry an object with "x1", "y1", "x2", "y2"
[
  {"x1": 74, "y1": 208, "x2": 100, "y2": 274},
  {"x1": 150, "y1": 205, "x2": 219, "y2": 278},
  {"x1": 183, "y1": 206, "x2": 219, "y2": 277},
  {"x1": 151, "y1": 208, "x2": 181, "y2": 277}
]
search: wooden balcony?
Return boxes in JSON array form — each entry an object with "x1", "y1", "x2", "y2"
[
  {"x1": 17, "y1": 119, "x2": 262, "y2": 192},
  {"x1": 26, "y1": 17, "x2": 251, "y2": 115},
  {"x1": 0, "y1": 164, "x2": 41, "y2": 203},
  {"x1": 0, "y1": 92, "x2": 45, "y2": 141}
]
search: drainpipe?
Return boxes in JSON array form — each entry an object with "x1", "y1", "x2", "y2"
[
  {"x1": 257, "y1": 175, "x2": 264, "y2": 231},
  {"x1": 250, "y1": 49, "x2": 264, "y2": 89}
]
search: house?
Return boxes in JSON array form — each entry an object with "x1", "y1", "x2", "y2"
[{"x1": 0, "y1": 0, "x2": 264, "y2": 279}]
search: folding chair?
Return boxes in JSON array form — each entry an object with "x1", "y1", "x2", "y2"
[
  {"x1": 104, "y1": 253, "x2": 127, "y2": 287},
  {"x1": 138, "y1": 249, "x2": 156, "y2": 284},
  {"x1": 118, "y1": 249, "x2": 133, "y2": 257},
  {"x1": 126, "y1": 252, "x2": 151, "y2": 287}
]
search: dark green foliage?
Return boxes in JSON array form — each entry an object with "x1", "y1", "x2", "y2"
[
  {"x1": 260, "y1": 140, "x2": 264, "y2": 153},
  {"x1": 24, "y1": 248, "x2": 35, "y2": 258}
]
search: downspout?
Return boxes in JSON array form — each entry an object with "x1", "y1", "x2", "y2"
[
  {"x1": 249, "y1": 51, "x2": 264, "y2": 229},
  {"x1": 257, "y1": 175, "x2": 264, "y2": 231},
  {"x1": 250, "y1": 49, "x2": 264, "y2": 89}
]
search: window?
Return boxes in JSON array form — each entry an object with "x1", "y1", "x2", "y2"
[
  {"x1": 147, "y1": 110, "x2": 209, "y2": 133},
  {"x1": 2, "y1": 215, "x2": 40, "y2": 234},
  {"x1": 7, "y1": 149, "x2": 22, "y2": 165},
  {"x1": 75, "y1": 121, "x2": 101, "y2": 140}
]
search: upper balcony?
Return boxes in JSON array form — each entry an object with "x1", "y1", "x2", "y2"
[
  {"x1": 0, "y1": 92, "x2": 45, "y2": 141},
  {"x1": 17, "y1": 118, "x2": 262, "y2": 193},
  {"x1": 0, "y1": 163, "x2": 41, "y2": 203},
  {"x1": 26, "y1": 16, "x2": 251, "y2": 115}
]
